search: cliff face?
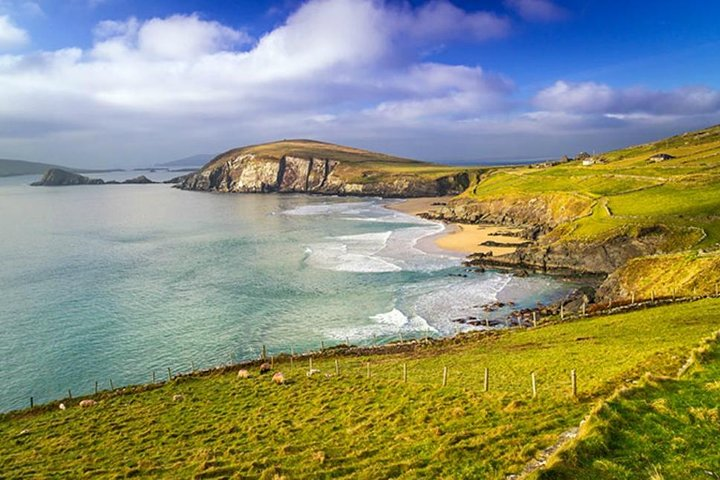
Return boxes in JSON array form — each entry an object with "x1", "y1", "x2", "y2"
[{"x1": 179, "y1": 149, "x2": 470, "y2": 198}]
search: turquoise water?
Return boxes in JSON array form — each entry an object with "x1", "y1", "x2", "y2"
[{"x1": 0, "y1": 173, "x2": 571, "y2": 412}]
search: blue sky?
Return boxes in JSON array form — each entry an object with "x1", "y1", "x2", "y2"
[{"x1": 0, "y1": 0, "x2": 719, "y2": 166}]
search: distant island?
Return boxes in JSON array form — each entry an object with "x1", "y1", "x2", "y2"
[
  {"x1": 157, "y1": 153, "x2": 215, "y2": 168},
  {"x1": 0, "y1": 158, "x2": 123, "y2": 178},
  {"x1": 30, "y1": 168, "x2": 189, "y2": 186}
]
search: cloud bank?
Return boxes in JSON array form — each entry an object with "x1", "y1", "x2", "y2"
[{"x1": 0, "y1": 0, "x2": 718, "y2": 166}]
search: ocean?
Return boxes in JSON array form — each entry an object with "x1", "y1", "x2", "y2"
[{"x1": 0, "y1": 172, "x2": 572, "y2": 412}]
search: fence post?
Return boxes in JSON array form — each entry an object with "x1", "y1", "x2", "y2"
[
  {"x1": 30, "y1": 397, "x2": 33, "y2": 409},
  {"x1": 402, "y1": 363, "x2": 407, "y2": 383},
  {"x1": 651, "y1": 290, "x2": 655, "y2": 302},
  {"x1": 261, "y1": 345, "x2": 267, "y2": 361},
  {"x1": 95, "y1": 381, "x2": 98, "y2": 394},
  {"x1": 321, "y1": 340, "x2": 325, "y2": 350},
  {"x1": 335, "y1": 359, "x2": 339, "y2": 376},
  {"x1": 110, "y1": 379, "x2": 114, "y2": 391},
  {"x1": 531, "y1": 372, "x2": 537, "y2": 398},
  {"x1": 560, "y1": 304, "x2": 564, "y2": 321},
  {"x1": 484, "y1": 368, "x2": 489, "y2": 392},
  {"x1": 582, "y1": 302, "x2": 586, "y2": 316},
  {"x1": 167, "y1": 367, "x2": 172, "y2": 382},
  {"x1": 571, "y1": 369, "x2": 577, "y2": 398},
  {"x1": 442, "y1": 366, "x2": 448, "y2": 387},
  {"x1": 399, "y1": 331, "x2": 404, "y2": 343},
  {"x1": 68, "y1": 389, "x2": 72, "y2": 400},
  {"x1": 152, "y1": 370, "x2": 156, "y2": 384},
  {"x1": 191, "y1": 361, "x2": 195, "y2": 373},
  {"x1": 631, "y1": 292, "x2": 635, "y2": 304},
  {"x1": 271, "y1": 356, "x2": 274, "y2": 368},
  {"x1": 532, "y1": 311, "x2": 537, "y2": 327},
  {"x1": 309, "y1": 357, "x2": 313, "y2": 371},
  {"x1": 366, "y1": 361, "x2": 371, "y2": 379}
]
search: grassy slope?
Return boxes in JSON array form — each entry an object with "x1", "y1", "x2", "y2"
[
  {"x1": 463, "y1": 124, "x2": 720, "y2": 249},
  {"x1": 535, "y1": 332, "x2": 720, "y2": 480},
  {"x1": 0, "y1": 158, "x2": 71, "y2": 177},
  {"x1": 3, "y1": 300, "x2": 720, "y2": 479},
  {"x1": 210, "y1": 139, "x2": 480, "y2": 183}
]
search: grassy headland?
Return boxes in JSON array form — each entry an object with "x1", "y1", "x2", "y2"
[
  {"x1": 432, "y1": 124, "x2": 720, "y2": 300},
  {"x1": 3, "y1": 300, "x2": 720, "y2": 478}
]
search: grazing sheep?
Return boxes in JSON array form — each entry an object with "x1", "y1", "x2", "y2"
[
  {"x1": 58, "y1": 403, "x2": 66, "y2": 411},
  {"x1": 79, "y1": 399, "x2": 97, "y2": 408},
  {"x1": 306, "y1": 369, "x2": 321, "y2": 377},
  {"x1": 237, "y1": 369, "x2": 250, "y2": 379},
  {"x1": 272, "y1": 372, "x2": 285, "y2": 384},
  {"x1": 259, "y1": 363, "x2": 272, "y2": 374},
  {"x1": 172, "y1": 394, "x2": 184, "y2": 402}
]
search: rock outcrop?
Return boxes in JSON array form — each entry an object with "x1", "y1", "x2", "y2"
[
  {"x1": 31, "y1": 169, "x2": 104, "y2": 186},
  {"x1": 178, "y1": 141, "x2": 471, "y2": 198}
]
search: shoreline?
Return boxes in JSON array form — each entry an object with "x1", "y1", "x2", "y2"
[{"x1": 385, "y1": 197, "x2": 527, "y2": 256}]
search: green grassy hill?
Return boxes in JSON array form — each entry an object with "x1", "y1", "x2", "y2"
[
  {"x1": 3, "y1": 300, "x2": 720, "y2": 479},
  {"x1": 443, "y1": 124, "x2": 720, "y2": 298},
  {"x1": 0, "y1": 158, "x2": 71, "y2": 177}
]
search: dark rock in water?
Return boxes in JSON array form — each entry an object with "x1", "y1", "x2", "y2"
[
  {"x1": 122, "y1": 175, "x2": 155, "y2": 184},
  {"x1": 164, "y1": 173, "x2": 192, "y2": 184},
  {"x1": 31, "y1": 168, "x2": 104, "y2": 186}
]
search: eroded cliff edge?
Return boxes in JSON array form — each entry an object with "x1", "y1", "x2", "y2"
[{"x1": 177, "y1": 141, "x2": 472, "y2": 198}]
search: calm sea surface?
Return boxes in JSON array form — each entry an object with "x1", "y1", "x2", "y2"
[{"x1": 0, "y1": 172, "x2": 571, "y2": 411}]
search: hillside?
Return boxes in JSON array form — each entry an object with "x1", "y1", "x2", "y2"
[
  {"x1": 179, "y1": 139, "x2": 478, "y2": 197},
  {"x1": 429, "y1": 124, "x2": 720, "y2": 300},
  {"x1": 0, "y1": 158, "x2": 72, "y2": 177},
  {"x1": 2, "y1": 300, "x2": 720, "y2": 478}
]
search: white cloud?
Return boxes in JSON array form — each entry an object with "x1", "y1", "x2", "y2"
[
  {"x1": 505, "y1": 0, "x2": 567, "y2": 22},
  {"x1": 0, "y1": 14, "x2": 27, "y2": 49},
  {"x1": 534, "y1": 81, "x2": 720, "y2": 115},
  {"x1": 0, "y1": 0, "x2": 717, "y2": 167}
]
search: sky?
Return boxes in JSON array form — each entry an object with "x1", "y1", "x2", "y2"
[{"x1": 0, "y1": 0, "x2": 719, "y2": 167}]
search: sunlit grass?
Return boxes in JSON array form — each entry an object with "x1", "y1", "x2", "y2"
[{"x1": 3, "y1": 300, "x2": 720, "y2": 478}]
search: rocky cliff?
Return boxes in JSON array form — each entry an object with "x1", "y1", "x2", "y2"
[
  {"x1": 178, "y1": 140, "x2": 471, "y2": 198},
  {"x1": 31, "y1": 169, "x2": 104, "y2": 186}
]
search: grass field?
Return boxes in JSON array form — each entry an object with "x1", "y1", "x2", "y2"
[
  {"x1": 535, "y1": 331, "x2": 720, "y2": 480},
  {"x1": 3, "y1": 300, "x2": 720, "y2": 479}
]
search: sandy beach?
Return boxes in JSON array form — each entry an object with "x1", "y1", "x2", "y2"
[{"x1": 387, "y1": 197, "x2": 526, "y2": 256}]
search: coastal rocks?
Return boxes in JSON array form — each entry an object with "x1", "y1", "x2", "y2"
[
  {"x1": 31, "y1": 168, "x2": 104, "y2": 186},
  {"x1": 122, "y1": 175, "x2": 155, "y2": 184},
  {"x1": 425, "y1": 194, "x2": 592, "y2": 232},
  {"x1": 31, "y1": 168, "x2": 160, "y2": 186}
]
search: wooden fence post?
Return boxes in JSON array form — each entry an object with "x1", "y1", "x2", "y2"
[
  {"x1": 321, "y1": 340, "x2": 325, "y2": 350},
  {"x1": 531, "y1": 372, "x2": 537, "y2": 398},
  {"x1": 366, "y1": 361, "x2": 371, "y2": 379},
  {"x1": 571, "y1": 369, "x2": 577, "y2": 398},
  {"x1": 261, "y1": 345, "x2": 267, "y2": 361},
  {"x1": 109, "y1": 379, "x2": 114, "y2": 391},
  {"x1": 442, "y1": 366, "x2": 448, "y2": 387},
  {"x1": 167, "y1": 367, "x2": 172, "y2": 382},
  {"x1": 532, "y1": 311, "x2": 537, "y2": 327},
  {"x1": 309, "y1": 357, "x2": 313, "y2": 371},
  {"x1": 152, "y1": 370, "x2": 156, "y2": 384},
  {"x1": 271, "y1": 356, "x2": 274, "y2": 368},
  {"x1": 484, "y1": 368, "x2": 489, "y2": 392},
  {"x1": 399, "y1": 331, "x2": 404, "y2": 343},
  {"x1": 631, "y1": 292, "x2": 635, "y2": 304},
  {"x1": 30, "y1": 397, "x2": 33, "y2": 409},
  {"x1": 191, "y1": 361, "x2": 195, "y2": 373},
  {"x1": 402, "y1": 363, "x2": 407, "y2": 383},
  {"x1": 95, "y1": 381, "x2": 98, "y2": 394},
  {"x1": 335, "y1": 359, "x2": 339, "y2": 376},
  {"x1": 560, "y1": 304, "x2": 565, "y2": 321},
  {"x1": 68, "y1": 389, "x2": 72, "y2": 400},
  {"x1": 581, "y1": 302, "x2": 586, "y2": 317},
  {"x1": 651, "y1": 290, "x2": 655, "y2": 302}
]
